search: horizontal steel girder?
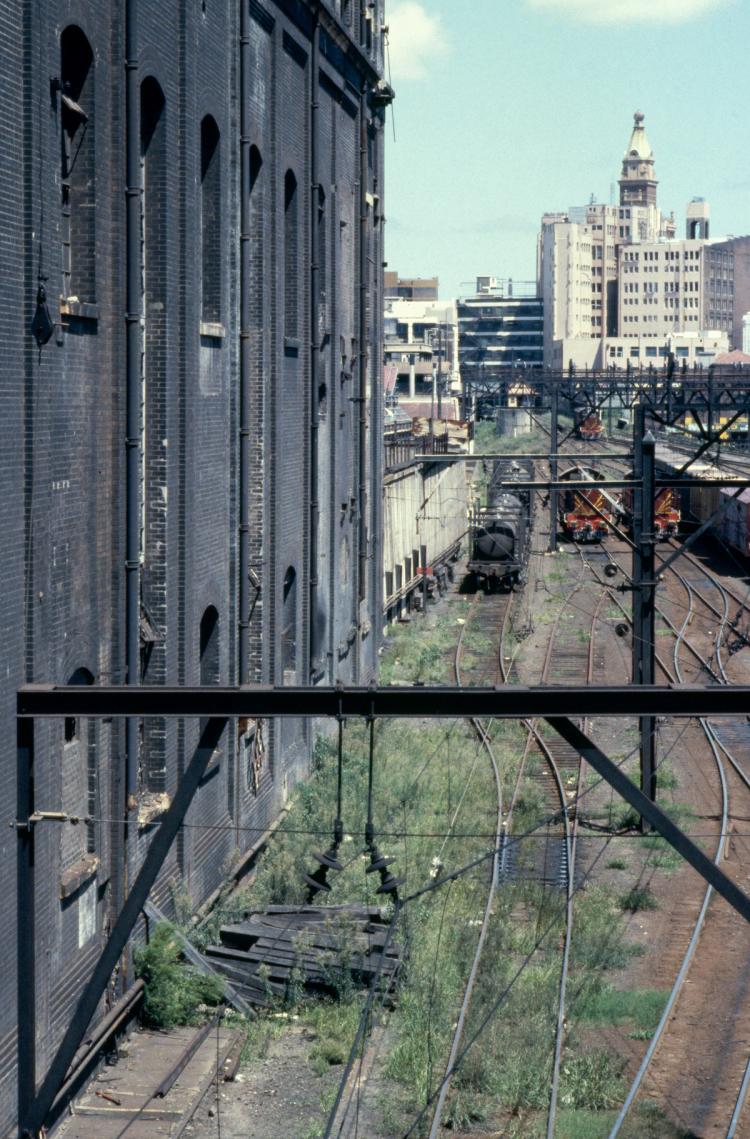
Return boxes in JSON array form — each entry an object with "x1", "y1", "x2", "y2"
[{"x1": 17, "y1": 683, "x2": 750, "y2": 719}]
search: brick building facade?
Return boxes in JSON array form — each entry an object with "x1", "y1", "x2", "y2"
[{"x1": 0, "y1": 0, "x2": 386, "y2": 1129}]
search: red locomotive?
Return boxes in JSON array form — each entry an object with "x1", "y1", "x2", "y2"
[
  {"x1": 576, "y1": 412, "x2": 606, "y2": 442},
  {"x1": 621, "y1": 484, "x2": 680, "y2": 539},
  {"x1": 559, "y1": 465, "x2": 621, "y2": 542}
]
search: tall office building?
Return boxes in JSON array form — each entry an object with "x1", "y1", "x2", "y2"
[{"x1": 533, "y1": 113, "x2": 746, "y2": 369}]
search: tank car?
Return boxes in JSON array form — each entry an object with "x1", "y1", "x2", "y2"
[
  {"x1": 559, "y1": 465, "x2": 621, "y2": 542},
  {"x1": 576, "y1": 412, "x2": 606, "y2": 442}
]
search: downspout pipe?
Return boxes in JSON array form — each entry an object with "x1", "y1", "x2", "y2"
[
  {"x1": 357, "y1": 81, "x2": 368, "y2": 610},
  {"x1": 309, "y1": 14, "x2": 321, "y2": 680},
  {"x1": 239, "y1": 0, "x2": 251, "y2": 685},
  {"x1": 125, "y1": 0, "x2": 140, "y2": 819}
]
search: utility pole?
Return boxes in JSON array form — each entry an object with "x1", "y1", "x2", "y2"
[
  {"x1": 549, "y1": 377, "x2": 558, "y2": 552},
  {"x1": 632, "y1": 403, "x2": 657, "y2": 819},
  {"x1": 421, "y1": 544, "x2": 428, "y2": 612},
  {"x1": 437, "y1": 325, "x2": 443, "y2": 420}
]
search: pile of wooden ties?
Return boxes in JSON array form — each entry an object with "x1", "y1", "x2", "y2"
[{"x1": 204, "y1": 904, "x2": 400, "y2": 1007}]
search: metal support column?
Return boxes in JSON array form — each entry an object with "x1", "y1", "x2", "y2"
[
  {"x1": 641, "y1": 426, "x2": 656, "y2": 805},
  {"x1": 632, "y1": 405, "x2": 657, "y2": 815},
  {"x1": 549, "y1": 379, "x2": 558, "y2": 552},
  {"x1": 421, "y1": 544, "x2": 428, "y2": 611},
  {"x1": 17, "y1": 715, "x2": 35, "y2": 1133}
]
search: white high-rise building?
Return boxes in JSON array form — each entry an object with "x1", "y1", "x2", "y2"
[{"x1": 538, "y1": 112, "x2": 750, "y2": 369}]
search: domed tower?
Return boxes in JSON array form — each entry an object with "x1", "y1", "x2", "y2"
[{"x1": 619, "y1": 111, "x2": 658, "y2": 208}]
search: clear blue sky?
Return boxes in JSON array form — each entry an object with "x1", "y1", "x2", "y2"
[{"x1": 384, "y1": 0, "x2": 750, "y2": 300}]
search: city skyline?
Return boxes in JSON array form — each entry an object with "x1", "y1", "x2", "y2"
[{"x1": 384, "y1": 0, "x2": 750, "y2": 299}]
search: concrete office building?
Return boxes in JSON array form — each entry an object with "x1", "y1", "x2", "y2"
[
  {"x1": 539, "y1": 112, "x2": 676, "y2": 368},
  {"x1": 539, "y1": 112, "x2": 750, "y2": 370},
  {"x1": 458, "y1": 278, "x2": 543, "y2": 377},
  {"x1": 383, "y1": 275, "x2": 458, "y2": 400}
]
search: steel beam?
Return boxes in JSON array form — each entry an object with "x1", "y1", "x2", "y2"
[
  {"x1": 546, "y1": 717, "x2": 750, "y2": 925},
  {"x1": 16, "y1": 716, "x2": 35, "y2": 1132},
  {"x1": 549, "y1": 381, "x2": 558, "y2": 552},
  {"x1": 17, "y1": 684, "x2": 750, "y2": 719},
  {"x1": 19, "y1": 717, "x2": 228, "y2": 1138},
  {"x1": 412, "y1": 466, "x2": 750, "y2": 491},
  {"x1": 631, "y1": 410, "x2": 657, "y2": 816}
]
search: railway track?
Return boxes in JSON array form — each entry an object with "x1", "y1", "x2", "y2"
[
  {"x1": 594, "y1": 535, "x2": 750, "y2": 1138},
  {"x1": 427, "y1": 590, "x2": 509, "y2": 1137},
  {"x1": 430, "y1": 552, "x2": 602, "y2": 1137},
  {"x1": 492, "y1": 418, "x2": 750, "y2": 1134}
]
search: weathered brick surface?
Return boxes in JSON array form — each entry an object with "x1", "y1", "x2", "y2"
[{"x1": 0, "y1": 0, "x2": 384, "y2": 1129}]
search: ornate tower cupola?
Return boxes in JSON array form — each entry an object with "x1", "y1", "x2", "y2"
[{"x1": 619, "y1": 110, "x2": 658, "y2": 208}]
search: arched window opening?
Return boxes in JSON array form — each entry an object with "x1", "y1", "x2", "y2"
[
  {"x1": 284, "y1": 170, "x2": 298, "y2": 339},
  {"x1": 281, "y1": 566, "x2": 297, "y2": 679},
  {"x1": 60, "y1": 26, "x2": 96, "y2": 304},
  {"x1": 200, "y1": 116, "x2": 221, "y2": 324},
  {"x1": 249, "y1": 145, "x2": 263, "y2": 193}
]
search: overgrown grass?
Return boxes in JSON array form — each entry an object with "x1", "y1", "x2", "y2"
[
  {"x1": 618, "y1": 886, "x2": 659, "y2": 913},
  {"x1": 379, "y1": 610, "x2": 458, "y2": 684},
  {"x1": 550, "y1": 1100, "x2": 689, "y2": 1139},
  {"x1": 473, "y1": 419, "x2": 550, "y2": 457},
  {"x1": 576, "y1": 986, "x2": 668, "y2": 1033},
  {"x1": 133, "y1": 923, "x2": 224, "y2": 1028},
  {"x1": 239, "y1": 1014, "x2": 285, "y2": 1064},
  {"x1": 199, "y1": 585, "x2": 682, "y2": 1135}
]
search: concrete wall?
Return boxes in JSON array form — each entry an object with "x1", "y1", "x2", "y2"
[{"x1": 383, "y1": 460, "x2": 468, "y2": 619}]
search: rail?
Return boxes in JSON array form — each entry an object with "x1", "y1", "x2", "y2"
[{"x1": 428, "y1": 592, "x2": 508, "y2": 1136}]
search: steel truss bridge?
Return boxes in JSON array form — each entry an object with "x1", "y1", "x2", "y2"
[{"x1": 463, "y1": 365, "x2": 750, "y2": 437}]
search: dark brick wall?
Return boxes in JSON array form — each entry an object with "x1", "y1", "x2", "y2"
[
  {"x1": 0, "y1": 0, "x2": 26, "y2": 1109},
  {"x1": 0, "y1": 0, "x2": 383, "y2": 1130}
]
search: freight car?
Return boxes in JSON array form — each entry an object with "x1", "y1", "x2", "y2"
[
  {"x1": 718, "y1": 488, "x2": 750, "y2": 557},
  {"x1": 684, "y1": 474, "x2": 750, "y2": 558},
  {"x1": 576, "y1": 412, "x2": 606, "y2": 442},
  {"x1": 467, "y1": 459, "x2": 532, "y2": 590},
  {"x1": 654, "y1": 446, "x2": 749, "y2": 557},
  {"x1": 559, "y1": 465, "x2": 621, "y2": 542}
]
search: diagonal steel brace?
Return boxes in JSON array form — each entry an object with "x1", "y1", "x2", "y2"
[
  {"x1": 546, "y1": 716, "x2": 750, "y2": 925},
  {"x1": 18, "y1": 717, "x2": 228, "y2": 1138}
]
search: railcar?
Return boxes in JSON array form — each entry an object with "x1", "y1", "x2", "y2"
[
  {"x1": 467, "y1": 459, "x2": 532, "y2": 590},
  {"x1": 687, "y1": 480, "x2": 750, "y2": 559},
  {"x1": 559, "y1": 465, "x2": 621, "y2": 542},
  {"x1": 576, "y1": 412, "x2": 606, "y2": 442},
  {"x1": 621, "y1": 483, "x2": 680, "y2": 539},
  {"x1": 718, "y1": 487, "x2": 750, "y2": 557}
]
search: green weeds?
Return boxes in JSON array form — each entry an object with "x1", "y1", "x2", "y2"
[
  {"x1": 576, "y1": 986, "x2": 668, "y2": 1034},
  {"x1": 133, "y1": 923, "x2": 224, "y2": 1028},
  {"x1": 618, "y1": 886, "x2": 659, "y2": 913}
]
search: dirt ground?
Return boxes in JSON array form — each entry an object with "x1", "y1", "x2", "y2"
[
  {"x1": 184, "y1": 1019, "x2": 406, "y2": 1139},
  {"x1": 185, "y1": 1023, "x2": 336, "y2": 1139}
]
